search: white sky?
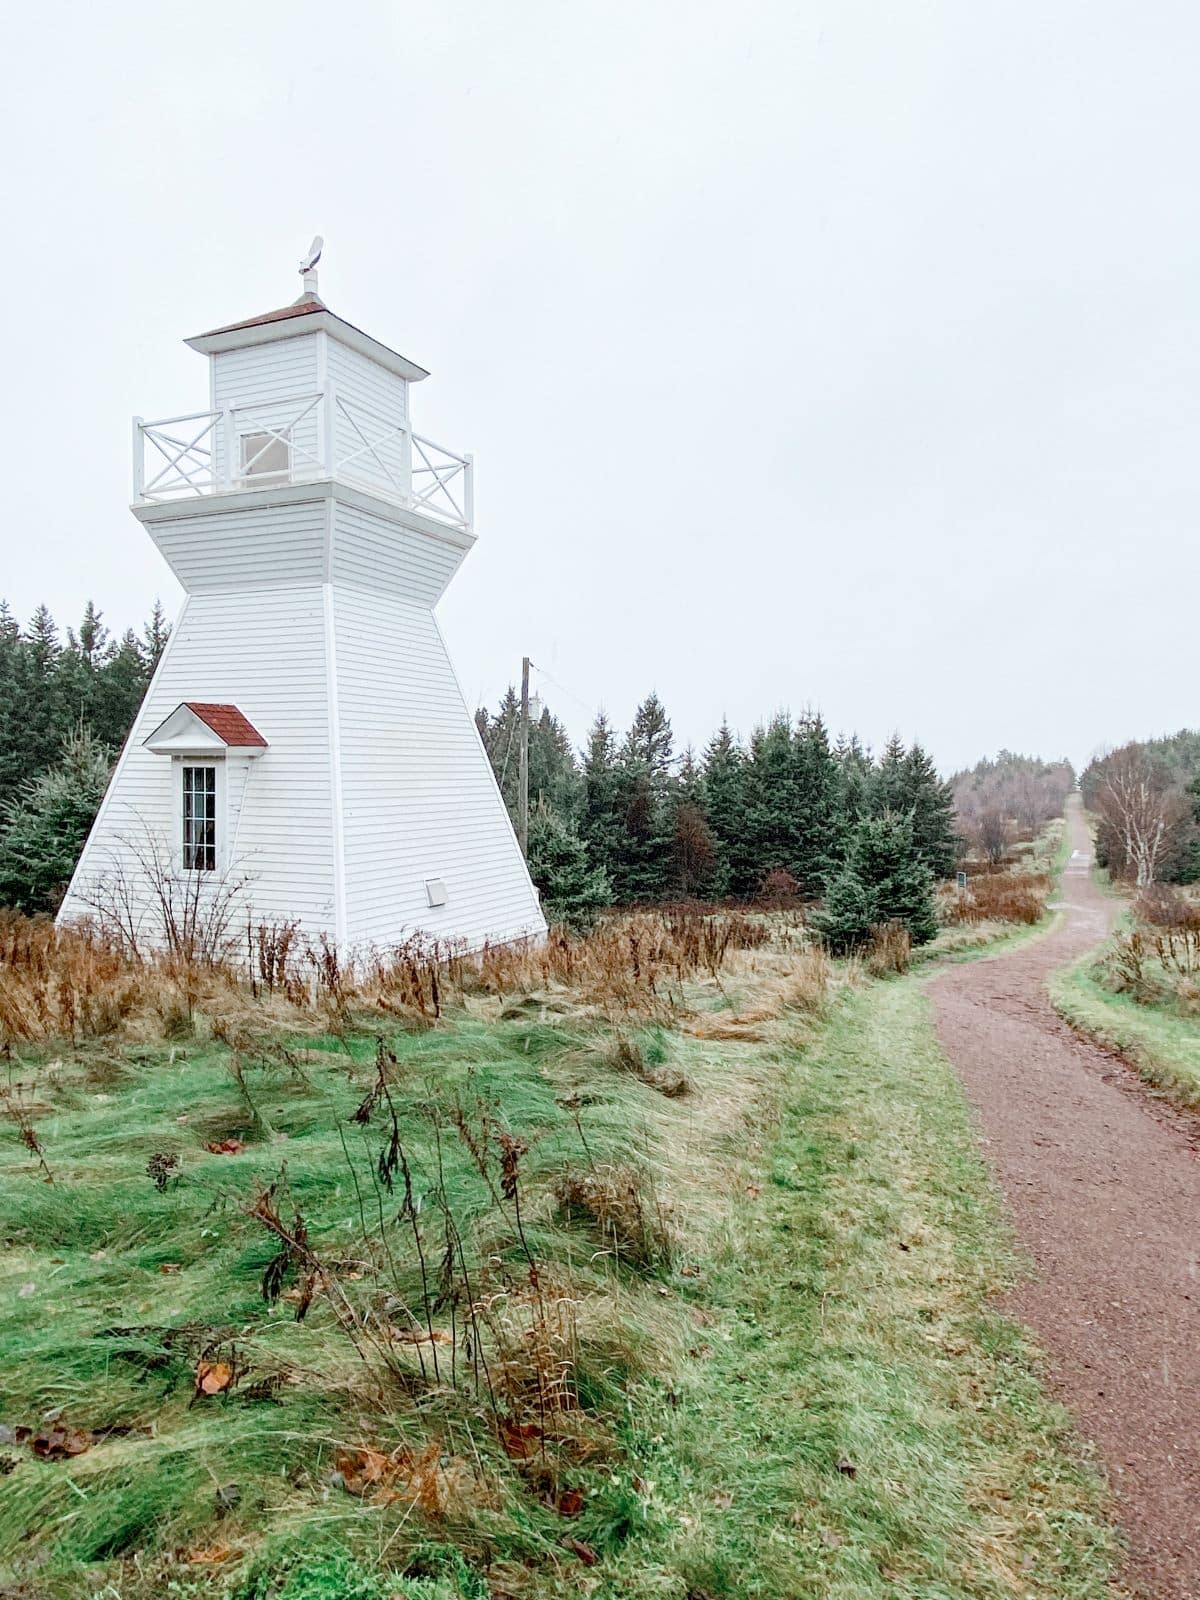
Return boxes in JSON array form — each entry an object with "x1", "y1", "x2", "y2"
[{"x1": 3, "y1": 0, "x2": 1197, "y2": 774}]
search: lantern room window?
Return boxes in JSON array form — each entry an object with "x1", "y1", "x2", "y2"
[
  {"x1": 239, "y1": 431, "x2": 290, "y2": 480},
  {"x1": 182, "y1": 764, "x2": 218, "y2": 872}
]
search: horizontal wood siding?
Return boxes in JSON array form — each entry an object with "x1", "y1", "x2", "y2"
[
  {"x1": 329, "y1": 340, "x2": 408, "y2": 499},
  {"x1": 149, "y1": 499, "x2": 328, "y2": 592},
  {"x1": 212, "y1": 335, "x2": 320, "y2": 482},
  {"x1": 331, "y1": 502, "x2": 466, "y2": 605},
  {"x1": 59, "y1": 587, "x2": 337, "y2": 939},
  {"x1": 333, "y1": 588, "x2": 545, "y2": 950}
]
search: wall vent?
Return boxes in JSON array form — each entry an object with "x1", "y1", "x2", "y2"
[{"x1": 424, "y1": 877, "x2": 448, "y2": 908}]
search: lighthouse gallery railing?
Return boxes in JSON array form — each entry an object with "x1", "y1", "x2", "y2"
[{"x1": 132, "y1": 389, "x2": 473, "y2": 533}]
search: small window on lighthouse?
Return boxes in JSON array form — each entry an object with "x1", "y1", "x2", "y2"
[
  {"x1": 182, "y1": 764, "x2": 218, "y2": 872},
  {"x1": 239, "y1": 431, "x2": 291, "y2": 481}
]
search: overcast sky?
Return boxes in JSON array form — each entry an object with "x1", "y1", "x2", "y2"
[{"x1": 3, "y1": 0, "x2": 1196, "y2": 774}]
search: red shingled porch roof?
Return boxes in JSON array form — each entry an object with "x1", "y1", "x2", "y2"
[{"x1": 183, "y1": 703, "x2": 268, "y2": 748}]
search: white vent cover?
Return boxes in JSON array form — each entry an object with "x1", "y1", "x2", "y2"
[{"x1": 424, "y1": 877, "x2": 448, "y2": 908}]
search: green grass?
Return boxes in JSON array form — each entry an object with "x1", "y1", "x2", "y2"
[
  {"x1": 592, "y1": 980, "x2": 1119, "y2": 1599},
  {"x1": 0, "y1": 943, "x2": 1121, "y2": 1598},
  {"x1": 1049, "y1": 955, "x2": 1200, "y2": 1109},
  {"x1": 0, "y1": 1016, "x2": 714, "y2": 1598}
]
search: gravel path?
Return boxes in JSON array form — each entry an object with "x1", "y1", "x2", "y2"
[{"x1": 928, "y1": 797, "x2": 1200, "y2": 1600}]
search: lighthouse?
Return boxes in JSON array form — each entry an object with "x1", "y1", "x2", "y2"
[{"x1": 58, "y1": 247, "x2": 546, "y2": 953}]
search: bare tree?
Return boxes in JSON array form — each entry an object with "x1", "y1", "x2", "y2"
[{"x1": 1090, "y1": 748, "x2": 1188, "y2": 889}]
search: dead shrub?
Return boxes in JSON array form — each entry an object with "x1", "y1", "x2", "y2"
[
  {"x1": 555, "y1": 1164, "x2": 673, "y2": 1272},
  {"x1": 1135, "y1": 884, "x2": 1200, "y2": 931},
  {"x1": 942, "y1": 870, "x2": 1048, "y2": 927},
  {"x1": 865, "y1": 921, "x2": 911, "y2": 977}
]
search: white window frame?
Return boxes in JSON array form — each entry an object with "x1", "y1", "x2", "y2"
[
  {"x1": 239, "y1": 429, "x2": 292, "y2": 482},
  {"x1": 175, "y1": 756, "x2": 226, "y2": 874}
]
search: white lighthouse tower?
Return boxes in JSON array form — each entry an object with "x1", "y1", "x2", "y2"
[{"x1": 59, "y1": 245, "x2": 546, "y2": 952}]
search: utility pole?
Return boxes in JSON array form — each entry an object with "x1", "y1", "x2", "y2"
[{"x1": 518, "y1": 656, "x2": 531, "y2": 858}]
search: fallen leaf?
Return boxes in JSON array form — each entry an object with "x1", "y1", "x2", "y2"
[
  {"x1": 560, "y1": 1536, "x2": 598, "y2": 1567},
  {"x1": 499, "y1": 1419, "x2": 543, "y2": 1459},
  {"x1": 158, "y1": 1263, "x2": 182, "y2": 1275},
  {"x1": 203, "y1": 1139, "x2": 245, "y2": 1156},
  {"x1": 745, "y1": 1184, "x2": 762, "y2": 1198},
  {"x1": 30, "y1": 1426, "x2": 91, "y2": 1459},
  {"x1": 712, "y1": 1489, "x2": 734, "y2": 1509},
  {"x1": 335, "y1": 1446, "x2": 391, "y2": 1496},
  {"x1": 836, "y1": 1457, "x2": 857, "y2": 1479},
  {"x1": 187, "y1": 1546, "x2": 236, "y2": 1565},
  {"x1": 195, "y1": 1361, "x2": 234, "y2": 1396},
  {"x1": 557, "y1": 1487, "x2": 584, "y2": 1518}
]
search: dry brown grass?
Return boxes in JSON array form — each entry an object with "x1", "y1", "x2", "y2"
[
  {"x1": 865, "y1": 920, "x2": 912, "y2": 976},
  {"x1": 941, "y1": 870, "x2": 1050, "y2": 927},
  {"x1": 0, "y1": 906, "x2": 773, "y2": 1047}
]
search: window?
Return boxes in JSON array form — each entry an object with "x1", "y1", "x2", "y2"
[
  {"x1": 239, "y1": 430, "x2": 290, "y2": 480},
  {"x1": 182, "y1": 764, "x2": 217, "y2": 872}
]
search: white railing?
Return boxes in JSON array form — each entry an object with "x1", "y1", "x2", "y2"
[{"x1": 132, "y1": 388, "x2": 473, "y2": 532}]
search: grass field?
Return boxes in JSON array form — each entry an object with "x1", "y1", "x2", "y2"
[{"x1": 0, "y1": 879, "x2": 1119, "y2": 1598}]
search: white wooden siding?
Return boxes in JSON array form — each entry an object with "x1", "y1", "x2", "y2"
[
  {"x1": 333, "y1": 587, "x2": 545, "y2": 950},
  {"x1": 59, "y1": 586, "x2": 337, "y2": 939},
  {"x1": 328, "y1": 339, "x2": 408, "y2": 499},
  {"x1": 147, "y1": 499, "x2": 328, "y2": 592},
  {"x1": 211, "y1": 335, "x2": 320, "y2": 483},
  {"x1": 331, "y1": 501, "x2": 467, "y2": 605}
]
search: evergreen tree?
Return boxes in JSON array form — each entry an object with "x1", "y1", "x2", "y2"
[
  {"x1": 741, "y1": 715, "x2": 801, "y2": 894},
  {"x1": 872, "y1": 733, "x2": 908, "y2": 815},
  {"x1": 526, "y1": 802, "x2": 611, "y2": 932},
  {"x1": 609, "y1": 696, "x2": 675, "y2": 902},
  {"x1": 811, "y1": 811, "x2": 938, "y2": 952},
  {"x1": 0, "y1": 724, "x2": 113, "y2": 913},
  {"x1": 791, "y1": 712, "x2": 848, "y2": 893},
  {"x1": 579, "y1": 713, "x2": 625, "y2": 891},
  {"x1": 834, "y1": 732, "x2": 873, "y2": 826},
  {"x1": 898, "y1": 741, "x2": 960, "y2": 879},
  {"x1": 702, "y1": 722, "x2": 748, "y2": 897},
  {"x1": 143, "y1": 600, "x2": 171, "y2": 669}
]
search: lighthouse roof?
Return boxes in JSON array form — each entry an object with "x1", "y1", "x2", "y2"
[{"x1": 185, "y1": 293, "x2": 430, "y2": 383}]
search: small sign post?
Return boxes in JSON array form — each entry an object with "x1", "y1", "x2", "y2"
[{"x1": 956, "y1": 870, "x2": 968, "y2": 891}]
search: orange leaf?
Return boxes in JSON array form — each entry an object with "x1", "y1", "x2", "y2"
[
  {"x1": 195, "y1": 1361, "x2": 234, "y2": 1396},
  {"x1": 203, "y1": 1139, "x2": 245, "y2": 1155},
  {"x1": 31, "y1": 1426, "x2": 91, "y2": 1459},
  {"x1": 335, "y1": 1446, "x2": 390, "y2": 1496},
  {"x1": 187, "y1": 1545, "x2": 236, "y2": 1565}
]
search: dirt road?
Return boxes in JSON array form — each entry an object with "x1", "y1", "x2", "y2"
[{"x1": 928, "y1": 797, "x2": 1200, "y2": 1600}]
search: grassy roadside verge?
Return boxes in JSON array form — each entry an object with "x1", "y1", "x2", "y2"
[
  {"x1": 600, "y1": 979, "x2": 1119, "y2": 1599},
  {"x1": 1049, "y1": 957, "x2": 1200, "y2": 1109}
]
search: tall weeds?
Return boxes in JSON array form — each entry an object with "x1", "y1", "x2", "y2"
[{"x1": 0, "y1": 907, "x2": 771, "y2": 1047}]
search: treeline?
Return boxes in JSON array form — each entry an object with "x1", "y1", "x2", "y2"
[
  {"x1": 476, "y1": 688, "x2": 960, "y2": 936},
  {"x1": 1082, "y1": 731, "x2": 1200, "y2": 887},
  {"x1": 950, "y1": 751, "x2": 1076, "y2": 865},
  {"x1": 0, "y1": 601, "x2": 169, "y2": 911}
]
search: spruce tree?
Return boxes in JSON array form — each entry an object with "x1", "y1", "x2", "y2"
[
  {"x1": 872, "y1": 733, "x2": 908, "y2": 815},
  {"x1": 811, "y1": 811, "x2": 938, "y2": 952},
  {"x1": 580, "y1": 713, "x2": 626, "y2": 890},
  {"x1": 898, "y1": 741, "x2": 960, "y2": 879},
  {"x1": 791, "y1": 712, "x2": 848, "y2": 893},
  {"x1": 526, "y1": 802, "x2": 611, "y2": 931},
  {"x1": 702, "y1": 721, "x2": 748, "y2": 896},
  {"x1": 742, "y1": 715, "x2": 801, "y2": 893},
  {"x1": 0, "y1": 724, "x2": 113, "y2": 913}
]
